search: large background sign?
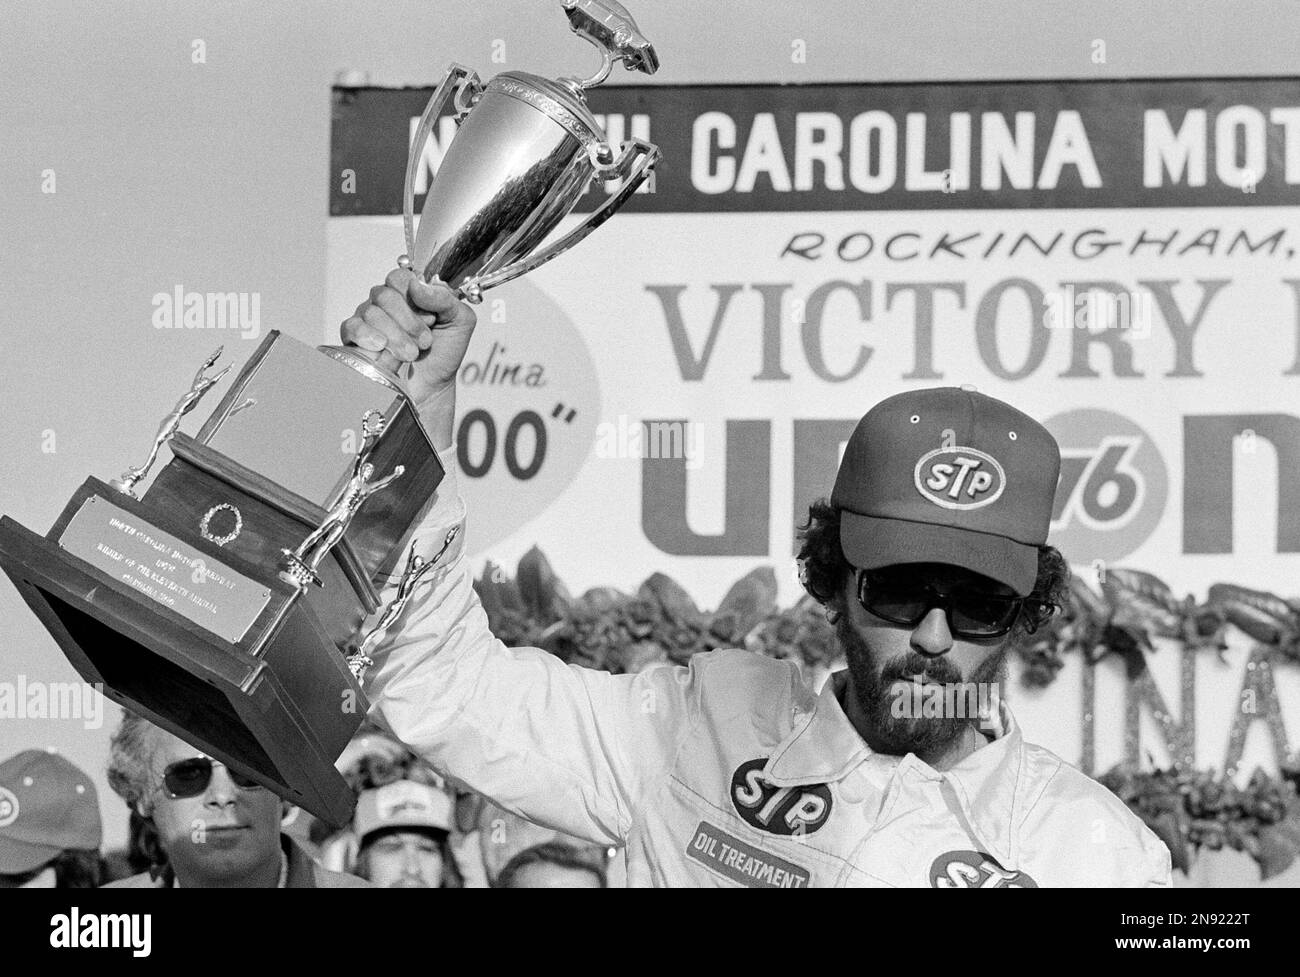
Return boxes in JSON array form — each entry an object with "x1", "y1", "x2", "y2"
[{"x1": 328, "y1": 78, "x2": 1300, "y2": 777}]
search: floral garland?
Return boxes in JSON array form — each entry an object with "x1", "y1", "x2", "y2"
[
  {"x1": 471, "y1": 550, "x2": 1300, "y2": 879},
  {"x1": 1018, "y1": 568, "x2": 1300, "y2": 687},
  {"x1": 473, "y1": 547, "x2": 841, "y2": 673},
  {"x1": 1099, "y1": 763, "x2": 1300, "y2": 879}
]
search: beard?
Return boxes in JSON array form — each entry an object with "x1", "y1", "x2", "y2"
[{"x1": 836, "y1": 616, "x2": 1008, "y2": 758}]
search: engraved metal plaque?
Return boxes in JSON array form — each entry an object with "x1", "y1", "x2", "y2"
[{"x1": 57, "y1": 496, "x2": 271, "y2": 645}]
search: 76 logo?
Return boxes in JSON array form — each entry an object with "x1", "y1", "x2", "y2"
[{"x1": 1052, "y1": 435, "x2": 1146, "y2": 531}]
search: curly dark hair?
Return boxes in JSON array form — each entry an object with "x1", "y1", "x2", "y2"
[{"x1": 796, "y1": 498, "x2": 1071, "y2": 642}]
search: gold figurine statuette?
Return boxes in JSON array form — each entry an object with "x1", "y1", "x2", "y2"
[
  {"x1": 110, "y1": 347, "x2": 231, "y2": 498},
  {"x1": 346, "y1": 525, "x2": 461, "y2": 680},
  {"x1": 279, "y1": 410, "x2": 405, "y2": 589}
]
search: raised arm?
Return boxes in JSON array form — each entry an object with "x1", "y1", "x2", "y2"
[{"x1": 341, "y1": 271, "x2": 698, "y2": 846}]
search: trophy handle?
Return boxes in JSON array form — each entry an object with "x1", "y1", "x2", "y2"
[
  {"x1": 464, "y1": 138, "x2": 659, "y2": 299},
  {"x1": 402, "y1": 63, "x2": 483, "y2": 263},
  {"x1": 332, "y1": 64, "x2": 481, "y2": 377}
]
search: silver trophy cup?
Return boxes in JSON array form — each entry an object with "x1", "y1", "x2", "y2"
[{"x1": 323, "y1": 0, "x2": 661, "y2": 398}]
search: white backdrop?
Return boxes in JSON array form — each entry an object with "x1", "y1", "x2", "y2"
[{"x1": 327, "y1": 77, "x2": 1300, "y2": 781}]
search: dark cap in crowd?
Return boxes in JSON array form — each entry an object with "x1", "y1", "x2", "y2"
[{"x1": 0, "y1": 749, "x2": 102, "y2": 874}]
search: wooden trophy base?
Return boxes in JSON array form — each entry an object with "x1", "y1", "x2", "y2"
[
  {"x1": 0, "y1": 332, "x2": 448, "y2": 829},
  {"x1": 0, "y1": 480, "x2": 365, "y2": 827}
]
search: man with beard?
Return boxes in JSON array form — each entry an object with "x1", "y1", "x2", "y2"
[{"x1": 343, "y1": 269, "x2": 1171, "y2": 888}]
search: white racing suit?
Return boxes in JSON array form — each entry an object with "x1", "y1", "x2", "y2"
[{"x1": 364, "y1": 447, "x2": 1173, "y2": 888}]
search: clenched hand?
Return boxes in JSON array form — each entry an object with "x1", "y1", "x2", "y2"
[{"x1": 340, "y1": 266, "x2": 478, "y2": 450}]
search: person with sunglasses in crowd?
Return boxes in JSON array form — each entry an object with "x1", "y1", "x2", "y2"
[
  {"x1": 103, "y1": 712, "x2": 370, "y2": 888},
  {"x1": 339, "y1": 271, "x2": 1171, "y2": 887}
]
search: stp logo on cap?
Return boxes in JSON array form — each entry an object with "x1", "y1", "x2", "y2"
[{"x1": 914, "y1": 447, "x2": 1006, "y2": 510}]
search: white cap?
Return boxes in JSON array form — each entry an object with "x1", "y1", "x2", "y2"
[{"x1": 354, "y1": 780, "x2": 453, "y2": 841}]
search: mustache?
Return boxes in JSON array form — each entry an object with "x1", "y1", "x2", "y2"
[{"x1": 880, "y1": 651, "x2": 962, "y2": 685}]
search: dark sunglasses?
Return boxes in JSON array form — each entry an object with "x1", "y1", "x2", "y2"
[
  {"x1": 855, "y1": 569, "x2": 1056, "y2": 639},
  {"x1": 161, "y1": 757, "x2": 263, "y2": 799}
]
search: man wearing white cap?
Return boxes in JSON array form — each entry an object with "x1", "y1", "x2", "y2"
[
  {"x1": 351, "y1": 780, "x2": 457, "y2": 888},
  {"x1": 336, "y1": 271, "x2": 1172, "y2": 888}
]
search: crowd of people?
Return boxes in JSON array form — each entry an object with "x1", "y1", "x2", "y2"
[{"x1": 0, "y1": 714, "x2": 613, "y2": 888}]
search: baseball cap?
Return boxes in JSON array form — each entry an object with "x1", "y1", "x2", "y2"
[
  {"x1": 0, "y1": 749, "x2": 103, "y2": 874},
  {"x1": 354, "y1": 780, "x2": 453, "y2": 843},
  {"x1": 830, "y1": 386, "x2": 1061, "y2": 596}
]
